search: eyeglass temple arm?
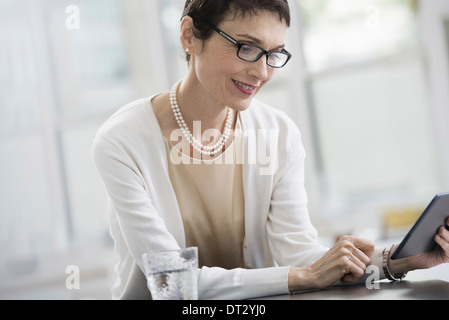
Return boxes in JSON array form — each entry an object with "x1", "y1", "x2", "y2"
[
  {"x1": 198, "y1": 20, "x2": 239, "y2": 46},
  {"x1": 217, "y1": 29, "x2": 238, "y2": 45}
]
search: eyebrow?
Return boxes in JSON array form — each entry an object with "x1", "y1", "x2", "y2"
[{"x1": 235, "y1": 33, "x2": 285, "y2": 51}]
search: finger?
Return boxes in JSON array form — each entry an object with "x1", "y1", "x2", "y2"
[
  {"x1": 439, "y1": 225, "x2": 449, "y2": 242},
  {"x1": 337, "y1": 236, "x2": 371, "y2": 267},
  {"x1": 434, "y1": 234, "x2": 449, "y2": 260},
  {"x1": 435, "y1": 227, "x2": 449, "y2": 250},
  {"x1": 341, "y1": 273, "x2": 362, "y2": 284},
  {"x1": 341, "y1": 273, "x2": 355, "y2": 283},
  {"x1": 351, "y1": 246, "x2": 371, "y2": 266},
  {"x1": 337, "y1": 235, "x2": 374, "y2": 255},
  {"x1": 340, "y1": 260, "x2": 365, "y2": 283},
  {"x1": 351, "y1": 236, "x2": 375, "y2": 256}
]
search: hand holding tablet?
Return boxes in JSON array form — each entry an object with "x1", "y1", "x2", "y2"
[{"x1": 391, "y1": 193, "x2": 449, "y2": 260}]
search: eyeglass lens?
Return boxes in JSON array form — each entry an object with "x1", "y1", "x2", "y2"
[{"x1": 238, "y1": 44, "x2": 288, "y2": 68}]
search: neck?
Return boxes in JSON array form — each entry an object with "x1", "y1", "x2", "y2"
[
  {"x1": 177, "y1": 76, "x2": 232, "y2": 133},
  {"x1": 169, "y1": 79, "x2": 235, "y2": 157}
]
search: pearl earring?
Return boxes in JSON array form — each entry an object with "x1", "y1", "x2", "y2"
[{"x1": 185, "y1": 48, "x2": 190, "y2": 54}]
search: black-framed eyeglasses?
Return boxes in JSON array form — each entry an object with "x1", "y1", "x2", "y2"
[{"x1": 205, "y1": 22, "x2": 292, "y2": 69}]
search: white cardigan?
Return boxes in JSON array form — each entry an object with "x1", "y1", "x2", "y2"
[{"x1": 92, "y1": 95, "x2": 333, "y2": 300}]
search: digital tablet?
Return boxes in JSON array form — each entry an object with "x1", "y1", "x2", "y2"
[{"x1": 390, "y1": 192, "x2": 449, "y2": 260}]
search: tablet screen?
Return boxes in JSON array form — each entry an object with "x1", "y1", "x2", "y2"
[{"x1": 390, "y1": 193, "x2": 449, "y2": 260}]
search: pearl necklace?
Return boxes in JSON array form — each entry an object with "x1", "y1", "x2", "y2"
[{"x1": 170, "y1": 80, "x2": 234, "y2": 157}]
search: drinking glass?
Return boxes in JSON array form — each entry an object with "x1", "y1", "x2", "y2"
[{"x1": 142, "y1": 247, "x2": 198, "y2": 300}]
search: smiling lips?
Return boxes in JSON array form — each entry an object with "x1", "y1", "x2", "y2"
[{"x1": 233, "y1": 80, "x2": 257, "y2": 95}]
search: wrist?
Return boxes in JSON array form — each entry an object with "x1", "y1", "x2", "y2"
[
  {"x1": 383, "y1": 245, "x2": 409, "y2": 280},
  {"x1": 288, "y1": 267, "x2": 315, "y2": 293}
]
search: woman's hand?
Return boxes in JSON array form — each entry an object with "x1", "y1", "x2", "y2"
[
  {"x1": 288, "y1": 236, "x2": 375, "y2": 292},
  {"x1": 399, "y1": 218, "x2": 449, "y2": 272}
]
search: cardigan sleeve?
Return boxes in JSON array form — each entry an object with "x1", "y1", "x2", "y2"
[
  {"x1": 265, "y1": 119, "x2": 387, "y2": 283},
  {"x1": 92, "y1": 135, "x2": 181, "y2": 261}
]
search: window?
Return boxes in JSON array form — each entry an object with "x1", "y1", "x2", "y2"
[
  {"x1": 0, "y1": 0, "x2": 133, "y2": 278},
  {"x1": 299, "y1": 0, "x2": 420, "y2": 73},
  {"x1": 297, "y1": 0, "x2": 443, "y2": 232},
  {"x1": 44, "y1": 0, "x2": 132, "y2": 245},
  {"x1": 0, "y1": 0, "x2": 56, "y2": 262}
]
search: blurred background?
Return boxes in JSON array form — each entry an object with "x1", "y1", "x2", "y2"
[{"x1": 1, "y1": 0, "x2": 448, "y2": 299}]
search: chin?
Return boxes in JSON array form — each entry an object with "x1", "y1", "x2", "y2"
[
  {"x1": 230, "y1": 103, "x2": 251, "y2": 113},
  {"x1": 229, "y1": 97, "x2": 255, "y2": 113}
]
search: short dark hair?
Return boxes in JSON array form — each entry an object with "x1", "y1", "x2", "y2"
[{"x1": 181, "y1": 0, "x2": 291, "y2": 62}]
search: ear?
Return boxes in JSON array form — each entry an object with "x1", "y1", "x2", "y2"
[{"x1": 180, "y1": 16, "x2": 197, "y2": 55}]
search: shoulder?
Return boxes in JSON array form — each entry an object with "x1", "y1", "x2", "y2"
[
  {"x1": 95, "y1": 97, "x2": 153, "y2": 140},
  {"x1": 92, "y1": 95, "x2": 161, "y2": 159}
]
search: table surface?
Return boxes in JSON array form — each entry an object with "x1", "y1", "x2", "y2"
[{"x1": 257, "y1": 273, "x2": 449, "y2": 300}]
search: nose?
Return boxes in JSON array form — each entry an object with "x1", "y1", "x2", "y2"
[{"x1": 248, "y1": 55, "x2": 269, "y2": 82}]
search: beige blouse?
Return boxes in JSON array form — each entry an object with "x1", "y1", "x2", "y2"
[{"x1": 164, "y1": 116, "x2": 245, "y2": 269}]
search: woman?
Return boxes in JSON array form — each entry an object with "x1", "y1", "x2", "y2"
[{"x1": 92, "y1": 0, "x2": 449, "y2": 300}]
